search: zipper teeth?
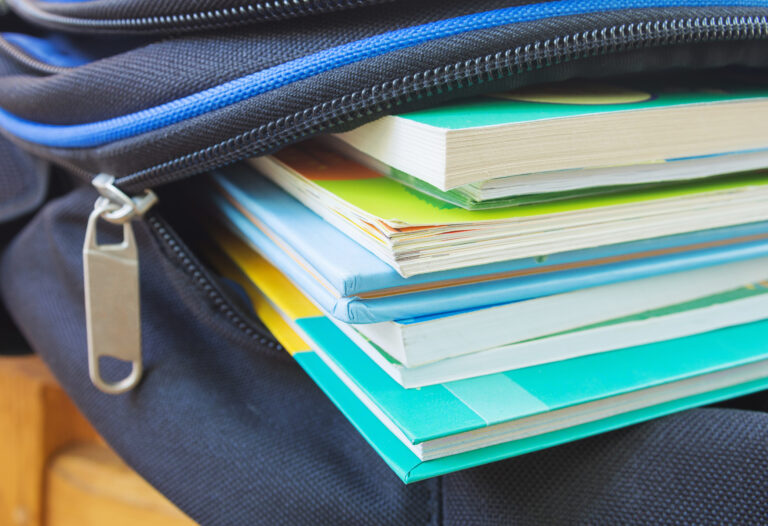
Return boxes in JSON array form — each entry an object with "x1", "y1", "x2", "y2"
[
  {"x1": 117, "y1": 14, "x2": 768, "y2": 192},
  {"x1": 146, "y1": 213, "x2": 284, "y2": 351},
  {"x1": 8, "y1": 0, "x2": 389, "y2": 31},
  {"x1": 0, "y1": 35, "x2": 72, "y2": 75}
]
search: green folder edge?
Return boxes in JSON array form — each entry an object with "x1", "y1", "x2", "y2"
[{"x1": 294, "y1": 350, "x2": 768, "y2": 483}]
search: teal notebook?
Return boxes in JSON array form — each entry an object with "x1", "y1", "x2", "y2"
[
  {"x1": 298, "y1": 316, "x2": 768, "y2": 444},
  {"x1": 294, "y1": 348, "x2": 768, "y2": 483},
  {"x1": 296, "y1": 318, "x2": 768, "y2": 482}
]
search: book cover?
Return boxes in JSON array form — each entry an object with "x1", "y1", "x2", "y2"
[{"x1": 381, "y1": 149, "x2": 768, "y2": 210}]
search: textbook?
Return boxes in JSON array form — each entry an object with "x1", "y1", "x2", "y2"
[
  {"x1": 207, "y1": 168, "x2": 768, "y2": 324},
  {"x1": 331, "y1": 137, "x2": 768, "y2": 210},
  {"x1": 214, "y1": 229, "x2": 768, "y2": 387},
  {"x1": 207, "y1": 237, "x2": 768, "y2": 483},
  {"x1": 247, "y1": 143, "x2": 768, "y2": 276},
  {"x1": 333, "y1": 73, "x2": 768, "y2": 189}
]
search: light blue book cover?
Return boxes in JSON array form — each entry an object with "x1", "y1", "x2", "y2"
[{"x1": 207, "y1": 166, "x2": 768, "y2": 323}]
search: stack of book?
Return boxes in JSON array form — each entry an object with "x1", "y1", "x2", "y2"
[{"x1": 198, "y1": 71, "x2": 768, "y2": 482}]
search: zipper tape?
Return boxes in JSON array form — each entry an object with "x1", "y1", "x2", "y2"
[
  {"x1": 0, "y1": 34, "x2": 75, "y2": 75},
  {"x1": 1, "y1": 0, "x2": 767, "y2": 148},
  {"x1": 7, "y1": 0, "x2": 393, "y2": 32}
]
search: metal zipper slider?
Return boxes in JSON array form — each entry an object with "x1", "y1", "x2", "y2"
[{"x1": 83, "y1": 175, "x2": 157, "y2": 394}]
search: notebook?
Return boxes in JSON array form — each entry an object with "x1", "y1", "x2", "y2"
[{"x1": 333, "y1": 72, "x2": 768, "y2": 189}]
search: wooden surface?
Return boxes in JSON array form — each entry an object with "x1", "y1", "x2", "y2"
[
  {"x1": 46, "y1": 443, "x2": 193, "y2": 526},
  {"x1": 0, "y1": 355, "x2": 195, "y2": 526}
]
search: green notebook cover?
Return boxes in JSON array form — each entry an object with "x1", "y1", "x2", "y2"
[
  {"x1": 291, "y1": 309, "x2": 768, "y2": 482},
  {"x1": 333, "y1": 70, "x2": 768, "y2": 192},
  {"x1": 384, "y1": 166, "x2": 653, "y2": 210},
  {"x1": 377, "y1": 73, "x2": 768, "y2": 209}
]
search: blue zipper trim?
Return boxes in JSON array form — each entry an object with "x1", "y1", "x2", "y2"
[{"x1": 1, "y1": 0, "x2": 767, "y2": 149}]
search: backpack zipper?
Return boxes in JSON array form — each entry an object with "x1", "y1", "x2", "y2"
[
  {"x1": 84, "y1": 175, "x2": 282, "y2": 394},
  {"x1": 113, "y1": 13, "x2": 768, "y2": 193},
  {"x1": 83, "y1": 175, "x2": 157, "y2": 394},
  {"x1": 6, "y1": 0, "x2": 391, "y2": 33},
  {"x1": 0, "y1": 34, "x2": 72, "y2": 75},
  {"x1": 145, "y1": 212, "x2": 282, "y2": 354},
  {"x1": 85, "y1": 13, "x2": 768, "y2": 393}
]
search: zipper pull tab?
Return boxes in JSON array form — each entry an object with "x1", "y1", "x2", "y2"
[{"x1": 83, "y1": 175, "x2": 157, "y2": 395}]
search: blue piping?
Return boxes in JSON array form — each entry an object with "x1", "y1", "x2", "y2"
[{"x1": 1, "y1": 0, "x2": 767, "y2": 148}]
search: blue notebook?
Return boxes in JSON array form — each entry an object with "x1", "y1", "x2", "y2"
[{"x1": 207, "y1": 166, "x2": 768, "y2": 323}]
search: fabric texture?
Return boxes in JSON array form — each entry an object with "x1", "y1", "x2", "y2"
[
  {"x1": 0, "y1": 133, "x2": 47, "y2": 224},
  {"x1": 443, "y1": 408, "x2": 768, "y2": 525},
  {"x1": 0, "y1": 135, "x2": 45, "y2": 356},
  {"x1": 1, "y1": 188, "x2": 436, "y2": 525},
  {"x1": 2, "y1": 188, "x2": 768, "y2": 525}
]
